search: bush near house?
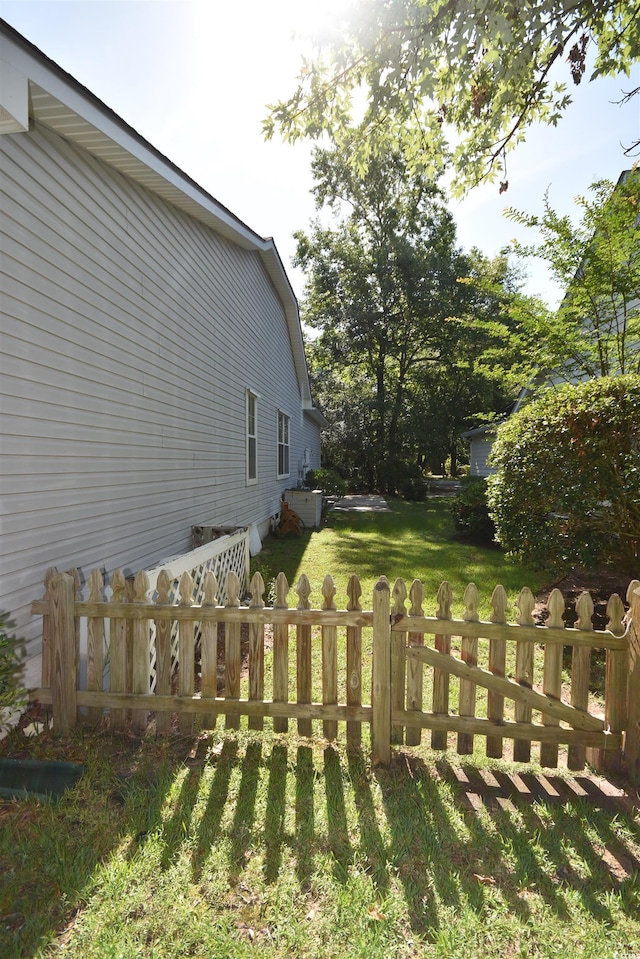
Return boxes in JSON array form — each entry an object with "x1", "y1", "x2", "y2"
[
  {"x1": 487, "y1": 375, "x2": 640, "y2": 573},
  {"x1": 305, "y1": 468, "x2": 347, "y2": 498},
  {"x1": 449, "y1": 477, "x2": 496, "y2": 543},
  {"x1": 0, "y1": 613, "x2": 26, "y2": 731},
  {"x1": 385, "y1": 460, "x2": 429, "y2": 500}
]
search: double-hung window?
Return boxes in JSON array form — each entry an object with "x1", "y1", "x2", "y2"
[
  {"x1": 277, "y1": 410, "x2": 290, "y2": 479},
  {"x1": 246, "y1": 391, "x2": 257, "y2": 484}
]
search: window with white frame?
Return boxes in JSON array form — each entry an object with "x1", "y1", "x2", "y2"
[
  {"x1": 246, "y1": 391, "x2": 257, "y2": 484},
  {"x1": 277, "y1": 410, "x2": 290, "y2": 478}
]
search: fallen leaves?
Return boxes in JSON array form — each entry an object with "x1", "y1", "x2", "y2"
[
  {"x1": 472, "y1": 874, "x2": 497, "y2": 885},
  {"x1": 367, "y1": 905, "x2": 387, "y2": 921}
]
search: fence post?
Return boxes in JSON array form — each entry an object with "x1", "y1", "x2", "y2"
[
  {"x1": 626, "y1": 581, "x2": 640, "y2": 784},
  {"x1": 600, "y1": 592, "x2": 627, "y2": 774},
  {"x1": 41, "y1": 566, "x2": 57, "y2": 691},
  {"x1": 372, "y1": 576, "x2": 391, "y2": 766},
  {"x1": 243, "y1": 528, "x2": 251, "y2": 594},
  {"x1": 49, "y1": 571, "x2": 77, "y2": 734}
]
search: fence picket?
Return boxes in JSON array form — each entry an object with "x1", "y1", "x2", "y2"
[
  {"x1": 131, "y1": 571, "x2": 151, "y2": 732},
  {"x1": 200, "y1": 572, "x2": 219, "y2": 729},
  {"x1": 601, "y1": 592, "x2": 626, "y2": 773},
  {"x1": 322, "y1": 574, "x2": 338, "y2": 741},
  {"x1": 432, "y1": 581, "x2": 452, "y2": 750},
  {"x1": 569, "y1": 591, "x2": 593, "y2": 770},
  {"x1": 457, "y1": 583, "x2": 479, "y2": 755},
  {"x1": 109, "y1": 569, "x2": 128, "y2": 729},
  {"x1": 405, "y1": 579, "x2": 424, "y2": 747},
  {"x1": 626, "y1": 581, "x2": 640, "y2": 783},
  {"x1": 487, "y1": 585, "x2": 508, "y2": 758},
  {"x1": 225, "y1": 571, "x2": 241, "y2": 730},
  {"x1": 541, "y1": 588, "x2": 565, "y2": 768},
  {"x1": 346, "y1": 574, "x2": 363, "y2": 747},
  {"x1": 154, "y1": 570, "x2": 173, "y2": 734},
  {"x1": 392, "y1": 578, "x2": 408, "y2": 744},
  {"x1": 372, "y1": 576, "x2": 391, "y2": 765},
  {"x1": 178, "y1": 571, "x2": 196, "y2": 735},
  {"x1": 248, "y1": 572, "x2": 266, "y2": 731},
  {"x1": 273, "y1": 573, "x2": 290, "y2": 733},
  {"x1": 513, "y1": 587, "x2": 535, "y2": 762},
  {"x1": 86, "y1": 568, "x2": 105, "y2": 726},
  {"x1": 296, "y1": 574, "x2": 312, "y2": 737},
  {"x1": 69, "y1": 569, "x2": 81, "y2": 693},
  {"x1": 125, "y1": 576, "x2": 135, "y2": 696}
]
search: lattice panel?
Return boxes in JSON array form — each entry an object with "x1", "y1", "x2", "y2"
[{"x1": 146, "y1": 533, "x2": 249, "y2": 691}]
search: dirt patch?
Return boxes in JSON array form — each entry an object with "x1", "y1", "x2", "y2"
[{"x1": 532, "y1": 566, "x2": 635, "y2": 629}]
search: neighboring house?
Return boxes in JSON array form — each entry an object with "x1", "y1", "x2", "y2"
[
  {"x1": 462, "y1": 400, "x2": 518, "y2": 477},
  {"x1": 0, "y1": 22, "x2": 326, "y2": 687},
  {"x1": 461, "y1": 423, "x2": 498, "y2": 478}
]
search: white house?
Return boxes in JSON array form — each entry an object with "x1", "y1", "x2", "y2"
[
  {"x1": 0, "y1": 22, "x2": 326, "y2": 687},
  {"x1": 461, "y1": 423, "x2": 498, "y2": 478}
]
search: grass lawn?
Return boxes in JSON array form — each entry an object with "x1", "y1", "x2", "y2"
[
  {"x1": 2, "y1": 728, "x2": 639, "y2": 959},
  {"x1": 2, "y1": 496, "x2": 639, "y2": 958},
  {"x1": 251, "y1": 497, "x2": 555, "y2": 619}
]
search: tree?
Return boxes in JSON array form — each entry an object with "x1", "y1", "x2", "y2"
[
  {"x1": 505, "y1": 169, "x2": 640, "y2": 378},
  {"x1": 265, "y1": 0, "x2": 639, "y2": 194},
  {"x1": 297, "y1": 146, "x2": 463, "y2": 488},
  {"x1": 487, "y1": 375, "x2": 640, "y2": 573},
  {"x1": 298, "y1": 144, "x2": 530, "y2": 488},
  {"x1": 404, "y1": 250, "x2": 533, "y2": 475}
]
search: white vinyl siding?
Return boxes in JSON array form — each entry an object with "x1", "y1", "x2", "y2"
[
  {"x1": 302, "y1": 413, "x2": 322, "y2": 473},
  {"x1": 0, "y1": 119, "x2": 317, "y2": 684},
  {"x1": 277, "y1": 410, "x2": 290, "y2": 479},
  {"x1": 469, "y1": 435, "x2": 496, "y2": 477}
]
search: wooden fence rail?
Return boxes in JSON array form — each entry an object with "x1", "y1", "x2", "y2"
[{"x1": 30, "y1": 570, "x2": 640, "y2": 781}]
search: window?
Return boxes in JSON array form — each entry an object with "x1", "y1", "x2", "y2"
[
  {"x1": 246, "y1": 391, "x2": 257, "y2": 484},
  {"x1": 277, "y1": 410, "x2": 290, "y2": 478}
]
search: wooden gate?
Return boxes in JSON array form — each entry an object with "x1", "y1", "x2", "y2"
[{"x1": 387, "y1": 578, "x2": 640, "y2": 777}]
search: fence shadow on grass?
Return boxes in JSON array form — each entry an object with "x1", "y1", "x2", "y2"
[
  {"x1": 183, "y1": 736, "x2": 640, "y2": 941},
  {"x1": 184, "y1": 735, "x2": 639, "y2": 944},
  {"x1": 6, "y1": 730, "x2": 640, "y2": 958},
  {"x1": 373, "y1": 751, "x2": 640, "y2": 940}
]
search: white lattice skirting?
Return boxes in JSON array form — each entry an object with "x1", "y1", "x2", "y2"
[{"x1": 143, "y1": 529, "x2": 250, "y2": 691}]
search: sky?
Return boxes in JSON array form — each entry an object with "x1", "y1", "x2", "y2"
[{"x1": 2, "y1": 0, "x2": 639, "y2": 306}]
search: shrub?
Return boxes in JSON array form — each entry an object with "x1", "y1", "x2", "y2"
[
  {"x1": 0, "y1": 612, "x2": 26, "y2": 732},
  {"x1": 449, "y1": 477, "x2": 496, "y2": 543},
  {"x1": 398, "y1": 475, "x2": 429, "y2": 501},
  {"x1": 487, "y1": 375, "x2": 640, "y2": 573},
  {"x1": 305, "y1": 468, "x2": 346, "y2": 498},
  {"x1": 385, "y1": 460, "x2": 428, "y2": 501}
]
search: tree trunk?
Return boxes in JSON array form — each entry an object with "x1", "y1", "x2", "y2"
[{"x1": 450, "y1": 440, "x2": 458, "y2": 477}]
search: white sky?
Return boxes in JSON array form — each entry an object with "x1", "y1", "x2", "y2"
[{"x1": 2, "y1": 0, "x2": 639, "y2": 306}]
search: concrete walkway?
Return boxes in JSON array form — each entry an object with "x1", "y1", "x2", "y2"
[{"x1": 331, "y1": 494, "x2": 391, "y2": 512}]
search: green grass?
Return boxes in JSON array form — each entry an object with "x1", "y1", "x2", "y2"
[
  {"x1": 1, "y1": 727, "x2": 639, "y2": 959},
  {"x1": 251, "y1": 497, "x2": 559, "y2": 715},
  {"x1": 251, "y1": 497, "x2": 554, "y2": 619},
  {"x1": 2, "y1": 496, "x2": 639, "y2": 958}
]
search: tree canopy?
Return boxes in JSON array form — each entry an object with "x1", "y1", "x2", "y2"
[
  {"x1": 265, "y1": 0, "x2": 639, "y2": 194},
  {"x1": 505, "y1": 168, "x2": 640, "y2": 378},
  {"x1": 298, "y1": 144, "x2": 529, "y2": 488}
]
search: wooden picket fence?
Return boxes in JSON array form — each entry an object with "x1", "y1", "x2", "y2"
[{"x1": 30, "y1": 569, "x2": 640, "y2": 781}]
